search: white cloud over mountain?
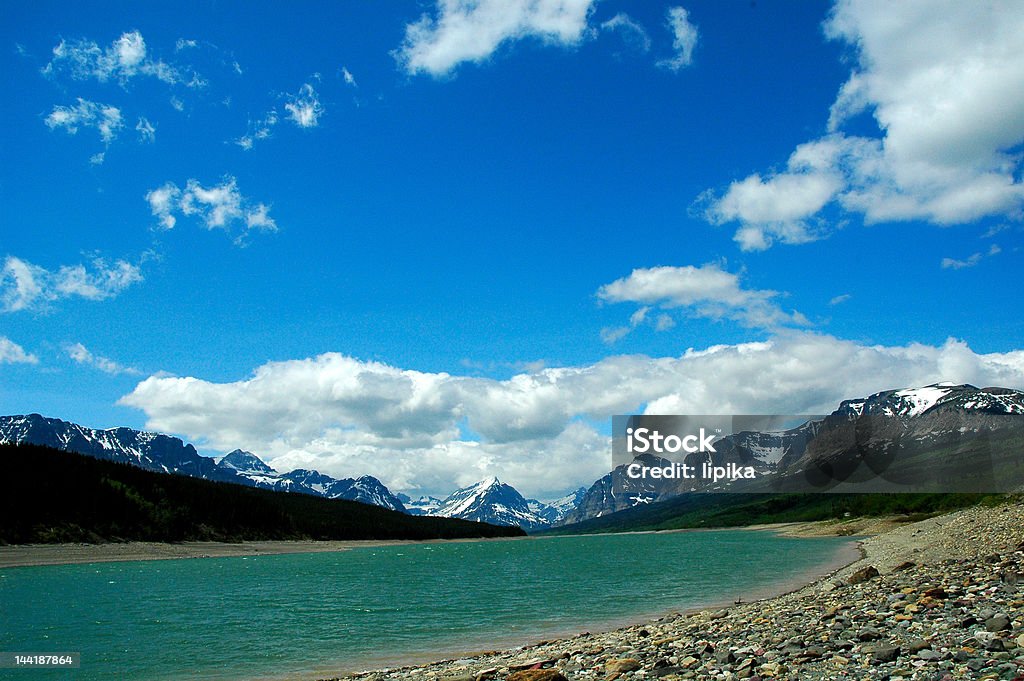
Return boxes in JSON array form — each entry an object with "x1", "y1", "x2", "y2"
[
  {"x1": 703, "y1": 0, "x2": 1024, "y2": 250},
  {"x1": 121, "y1": 333, "x2": 1024, "y2": 497}
]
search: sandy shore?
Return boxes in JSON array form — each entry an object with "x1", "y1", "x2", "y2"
[{"x1": 0, "y1": 536, "x2": 527, "y2": 569}]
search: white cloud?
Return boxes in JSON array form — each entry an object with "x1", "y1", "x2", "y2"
[
  {"x1": 341, "y1": 66, "x2": 357, "y2": 87},
  {"x1": 120, "y1": 333, "x2": 1024, "y2": 498},
  {"x1": 1, "y1": 255, "x2": 143, "y2": 313},
  {"x1": 599, "y1": 326, "x2": 631, "y2": 344},
  {"x1": 145, "y1": 177, "x2": 277, "y2": 242},
  {"x1": 284, "y1": 83, "x2": 323, "y2": 128},
  {"x1": 703, "y1": 0, "x2": 1024, "y2": 248},
  {"x1": 175, "y1": 38, "x2": 198, "y2": 51},
  {"x1": 829, "y1": 293, "x2": 852, "y2": 306},
  {"x1": 66, "y1": 342, "x2": 140, "y2": 375},
  {"x1": 145, "y1": 182, "x2": 180, "y2": 229},
  {"x1": 135, "y1": 117, "x2": 156, "y2": 143},
  {"x1": 45, "y1": 99, "x2": 124, "y2": 143},
  {"x1": 701, "y1": 135, "x2": 855, "y2": 250},
  {"x1": 941, "y1": 253, "x2": 983, "y2": 270},
  {"x1": 600, "y1": 13, "x2": 651, "y2": 52},
  {"x1": 658, "y1": 6, "x2": 698, "y2": 71},
  {"x1": 0, "y1": 337, "x2": 38, "y2": 365},
  {"x1": 655, "y1": 314, "x2": 676, "y2": 331},
  {"x1": 395, "y1": 0, "x2": 596, "y2": 77},
  {"x1": 600, "y1": 304, "x2": 659, "y2": 345},
  {"x1": 941, "y1": 243, "x2": 1002, "y2": 270},
  {"x1": 235, "y1": 110, "x2": 279, "y2": 150},
  {"x1": 597, "y1": 264, "x2": 809, "y2": 330},
  {"x1": 42, "y1": 30, "x2": 184, "y2": 86}
]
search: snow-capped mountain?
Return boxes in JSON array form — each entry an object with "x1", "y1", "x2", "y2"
[
  {"x1": 396, "y1": 494, "x2": 444, "y2": 516},
  {"x1": 563, "y1": 383, "x2": 1024, "y2": 524},
  {"x1": 835, "y1": 383, "x2": 1024, "y2": 420},
  {"x1": 333, "y1": 476, "x2": 407, "y2": 511},
  {"x1": 0, "y1": 413, "x2": 238, "y2": 483},
  {"x1": 217, "y1": 449, "x2": 296, "y2": 491},
  {"x1": 0, "y1": 414, "x2": 405, "y2": 512},
  {"x1": 219, "y1": 449, "x2": 277, "y2": 476},
  {"x1": 433, "y1": 477, "x2": 549, "y2": 531},
  {"x1": 527, "y1": 487, "x2": 587, "y2": 524}
]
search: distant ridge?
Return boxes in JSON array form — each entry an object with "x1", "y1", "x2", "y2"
[
  {"x1": 0, "y1": 414, "x2": 406, "y2": 511},
  {"x1": 561, "y1": 382, "x2": 1024, "y2": 524},
  {"x1": 0, "y1": 442, "x2": 525, "y2": 544},
  {"x1": 0, "y1": 413, "x2": 563, "y2": 531}
]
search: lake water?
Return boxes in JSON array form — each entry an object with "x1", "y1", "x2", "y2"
[{"x1": 0, "y1": 531, "x2": 856, "y2": 681}]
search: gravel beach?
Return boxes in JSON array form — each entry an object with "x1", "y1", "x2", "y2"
[{"x1": 329, "y1": 500, "x2": 1024, "y2": 681}]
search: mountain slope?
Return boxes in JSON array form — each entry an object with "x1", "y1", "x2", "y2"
[
  {"x1": 0, "y1": 414, "x2": 406, "y2": 512},
  {"x1": 396, "y1": 494, "x2": 443, "y2": 516},
  {"x1": 564, "y1": 383, "x2": 1024, "y2": 524},
  {"x1": 0, "y1": 413, "x2": 238, "y2": 483},
  {"x1": 528, "y1": 487, "x2": 586, "y2": 524},
  {"x1": 0, "y1": 442, "x2": 525, "y2": 544},
  {"x1": 433, "y1": 477, "x2": 549, "y2": 531}
]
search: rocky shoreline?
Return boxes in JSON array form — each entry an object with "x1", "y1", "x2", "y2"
[{"x1": 328, "y1": 501, "x2": 1024, "y2": 681}]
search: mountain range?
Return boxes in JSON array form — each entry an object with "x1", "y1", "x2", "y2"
[
  {"x1": 4, "y1": 382, "x2": 1022, "y2": 534},
  {"x1": 563, "y1": 383, "x2": 1024, "y2": 523},
  {"x1": 0, "y1": 413, "x2": 578, "y2": 530}
]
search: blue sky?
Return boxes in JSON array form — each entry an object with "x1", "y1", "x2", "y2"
[{"x1": 2, "y1": 0, "x2": 1023, "y2": 498}]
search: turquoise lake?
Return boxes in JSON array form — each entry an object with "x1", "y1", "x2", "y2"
[{"x1": 0, "y1": 531, "x2": 856, "y2": 681}]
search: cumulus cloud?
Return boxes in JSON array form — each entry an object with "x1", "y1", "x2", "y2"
[
  {"x1": 0, "y1": 337, "x2": 38, "y2": 365},
  {"x1": 701, "y1": 134, "x2": 859, "y2": 250},
  {"x1": 45, "y1": 99, "x2": 124, "y2": 143},
  {"x1": 702, "y1": 0, "x2": 1024, "y2": 249},
  {"x1": 1, "y1": 255, "x2": 143, "y2": 313},
  {"x1": 597, "y1": 264, "x2": 809, "y2": 331},
  {"x1": 341, "y1": 66, "x2": 357, "y2": 87},
  {"x1": 658, "y1": 6, "x2": 698, "y2": 71},
  {"x1": 119, "y1": 332, "x2": 1024, "y2": 497},
  {"x1": 395, "y1": 0, "x2": 596, "y2": 77},
  {"x1": 42, "y1": 30, "x2": 188, "y2": 86},
  {"x1": 145, "y1": 177, "x2": 277, "y2": 242},
  {"x1": 284, "y1": 83, "x2": 323, "y2": 128},
  {"x1": 66, "y1": 342, "x2": 140, "y2": 375}
]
